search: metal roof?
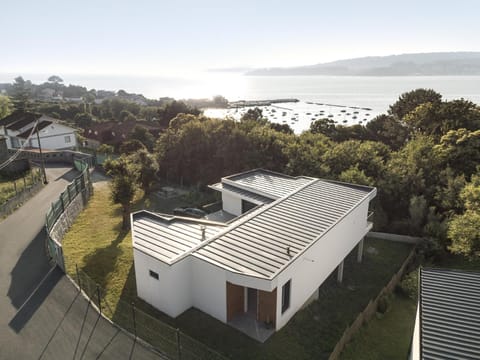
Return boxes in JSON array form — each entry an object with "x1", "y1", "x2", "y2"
[
  {"x1": 223, "y1": 169, "x2": 314, "y2": 199},
  {"x1": 209, "y1": 182, "x2": 275, "y2": 205},
  {"x1": 0, "y1": 111, "x2": 41, "y2": 129},
  {"x1": 16, "y1": 120, "x2": 52, "y2": 139},
  {"x1": 131, "y1": 211, "x2": 227, "y2": 264},
  {"x1": 420, "y1": 268, "x2": 480, "y2": 360},
  {"x1": 194, "y1": 179, "x2": 373, "y2": 279}
]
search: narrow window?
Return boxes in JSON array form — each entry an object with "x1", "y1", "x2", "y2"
[
  {"x1": 149, "y1": 270, "x2": 159, "y2": 280},
  {"x1": 281, "y1": 280, "x2": 291, "y2": 313},
  {"x1": 65, "y1": 135, "x2": 71, "y2": 143}
]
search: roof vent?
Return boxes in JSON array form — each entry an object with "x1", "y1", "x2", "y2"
[
  {"x1": 287, "y1": 246, "x2": 291, "y2": 257},
  {"x1": 200, "y1": 225, "x2": 206, "y2": 242}
]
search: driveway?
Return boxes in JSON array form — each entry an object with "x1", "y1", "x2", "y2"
[{"x1": 0, "y1": 165, "x2": 165, "y2": 359}]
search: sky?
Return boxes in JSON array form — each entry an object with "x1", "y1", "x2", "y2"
[{"x1": 2, "y1": 0, "x2": 480, "y2": 76}]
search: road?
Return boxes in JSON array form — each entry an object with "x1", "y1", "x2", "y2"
[{"x1": 0, "y1": 165, "x2": 165, "y2": 360}]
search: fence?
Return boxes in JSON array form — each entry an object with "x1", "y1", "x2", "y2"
[
  {"x1": 45, "y1": 157, "x2": 94, "y2": 271},
  {"x1": 75, "y1": 267, "x2": 228, "y2": 360},
  {"x1": 0, "y1": 168, "x2": 43, "y2": 217},
  {"x1": 328, "y1": 247, "x2": 417, "y2": 360}
]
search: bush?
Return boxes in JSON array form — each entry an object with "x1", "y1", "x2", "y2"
[
  {"x1": 397, "y1": 270, "x2": 418, "y2": 300},
  {"x1": 376, "y1": 293, "x2": 393, "y2": 314}
]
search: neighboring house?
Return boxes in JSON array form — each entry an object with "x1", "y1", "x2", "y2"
[
  {"x1": 0, "y1": 111, "x2": 78, "y2": 150},
  {"x1": 410, "y1": 268, "x2": 480, "y2": 360},
  {"x1": 131, "y1": 169, "x2": 376, "y2": 341}
]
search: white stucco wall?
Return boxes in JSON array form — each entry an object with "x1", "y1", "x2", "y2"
[
  {"x1": 133, "y1": 249, "x2": 192, "y2": 317},
  {"x1": 191, "y1": 257, "x2": 228, "y2": 323},
  {"x1": 410, "y1": 305, "x2": 420, "y2": 360},
  {"x1": 222, "y1": 192, "x2": 242, "y2": 216},
  {"x1": 29, "y1": 123, "x2": 77, "y2": 150},
  {"x1": 274, "y1": 199, "x2": 370, "y2": 330}
]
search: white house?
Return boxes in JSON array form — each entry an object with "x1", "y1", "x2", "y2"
[
  {"x1": 0, "y1": 111, "x2": 77, "y2": 150},
  {"x1": 131, "y1": 169, "x2": 376, "y2": 341},
  {"x1": 410, "y1": 268, "x2": 480, "y2": 360}
]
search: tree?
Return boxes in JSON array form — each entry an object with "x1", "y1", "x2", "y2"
[
  {"x1": 389, "y1": 88, "x2": 442, "y2": 120},
  {"x1": 130, "y1": 125, "x2": 155, "y2": 150},
  {"x1": 448, "y1": 211, "x2": 480, "y2": 257},
  {"x1": 0, "y1": 95, "x2": 12, "y2": 119},
  {"x1": 11, "y1": 76, "x2": 31, "y2": 111},
  {"x1": 47, "y1": 75, "x2": 63, "y2": 84},
  {"x1": 131, "y1": 149, "x2": 159, "y2": 195},
  {"x1": 104, "y1": 156, "x2": 137, "y2": 229},
  {"x1": 119, "y1": 139, "x2": 146, "y2": 155},
  {"x1": 365, "y1": 114, "x2": 408, "y2": 150},
  {"x1": 74, "y1": 112, "x2": 93, "y2": 128},
  {"x1": 409, "y1": 195, "x2": 428, "y2": 233},
  {"x1": 309, "y1": 118, "x2": 337, "y2": 138}
]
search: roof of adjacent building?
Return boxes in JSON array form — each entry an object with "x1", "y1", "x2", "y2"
[
  {"x1": 0, "y1": 111, "x2": 41, "y2": 130},
  {"x1": 420, "y1": 268, "x2": 480, "y2": 360},
  {"x1": 223, "y1": 169, "x2": 314, "y2": 199},
  {"x1": 132, "y1": 169, "x2": 376, "y2": 279},
  {"x1": 131, "y1": 211, "x2": 227, "y2": 264},
  {"x1": 16, "y1": 120, "x2": 53, "y2": 139}
]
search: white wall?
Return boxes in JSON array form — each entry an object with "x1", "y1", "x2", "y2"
[
  {"x1": 191, "y1": 257, "x2": 228, "y2": 323},
  {"x1": 274, "y1": 199, "x2": 370, "y2": 330},
  {"x1": 410, "y1": 305, "x2": 420, "y2": 360},
  {"x1": 222, "y1": 192, "x2": 242, "y2": 216},
  {"x1": 29, "y1": 123, "x2": 77, "y2": 150},
  {"x1": 133, "y1": 249, "x2": 192, "y2": 317}
]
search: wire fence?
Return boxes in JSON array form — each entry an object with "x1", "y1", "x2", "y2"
[
  {"x1": 0, "y1": 167, "x2": 42, "y2": 205},
  {"x1": 74, "y1": 266, "x2": 229, "y2": 360}
]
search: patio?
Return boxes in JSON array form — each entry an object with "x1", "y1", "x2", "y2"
[{"x1": 228, "y1": 312, "x2": 275, "y2": 343}]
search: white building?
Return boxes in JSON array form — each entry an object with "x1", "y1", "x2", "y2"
[
  {"x1": 131, "y1": 169, "x2": 376, "y2": 341},
  {"x1": 410, "y1": 268, "x2": 480, "y2": 360},
  {"x1": 0, "y1": 111, "x2": 77, "y2": 150}
]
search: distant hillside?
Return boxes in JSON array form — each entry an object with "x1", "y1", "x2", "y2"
[{"x1": 247, "y1": 52, "x2": 480, "y2": 76}]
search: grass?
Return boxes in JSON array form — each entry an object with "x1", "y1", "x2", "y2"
[
  {"x1": 339, "y1": 294, "x2": 417, "y2": 360},
  {"x1": 0, "y1": 168, "x2": 41, "y2": 204},
  {"x1": 62, "y1": 184, "x2": 414, "y2": 360}
]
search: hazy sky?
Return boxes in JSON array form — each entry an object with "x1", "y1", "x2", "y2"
[{"x1": 3, "y1": 0, "x2": 479, "y2": 76}]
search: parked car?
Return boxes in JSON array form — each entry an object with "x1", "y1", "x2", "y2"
[{"x1": 173, "y1": 207, "x2": 207, "y2": 218}]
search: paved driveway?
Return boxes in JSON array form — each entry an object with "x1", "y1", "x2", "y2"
[{"x1": 0, "y1": 165, "x2": 165, "y2": 360}]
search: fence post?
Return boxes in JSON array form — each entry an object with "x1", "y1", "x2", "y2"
[
  {"x1": 132, "y1": 302, "x2": 137, "y2": 338},
  {"x1": 176, "y1": 329, "x2": 182, "y2": 360},
  {"x1": 60, "y1": 194, "x2": 65, "y2": 213},
  {"x1": 76, "y1": 264, "x2": 81, "y2": 291},
  {"x1": 96, "y1": 284, "x2": 102, "y2": 313}
]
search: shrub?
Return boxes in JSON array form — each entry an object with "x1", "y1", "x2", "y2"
[{"x1": 397, "y1": 270, "x2": 419, "y2": 300}]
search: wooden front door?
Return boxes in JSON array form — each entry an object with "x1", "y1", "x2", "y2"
[{"x1": 226, "y1": 282, "x2": 244, "y2": 321}]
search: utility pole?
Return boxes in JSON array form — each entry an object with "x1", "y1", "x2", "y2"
[{"x1": 35, "y1": 121, "x2": 48, "y2": 184}]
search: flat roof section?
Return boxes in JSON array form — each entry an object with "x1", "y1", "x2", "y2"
[
  {"x1": 209, "y1": 182, "x2": 275, "y2": 205},
  {"x1": 223, "y1": 169, "x2": 314, "y2": 198},
  {"x1": 132, "y1": 211, "x2": 227, "y2": 264},
  {"x1": 420, "y1": 268, "x2": 480, "y2": 360},
  {"x1": 194, "y1": 179, "x2": 373, "y2": 279}
]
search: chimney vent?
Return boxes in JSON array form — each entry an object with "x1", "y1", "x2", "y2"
[{"x1": 200, "y1": 225, "x2": 206, "y2": 241}]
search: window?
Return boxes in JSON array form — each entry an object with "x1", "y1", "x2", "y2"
[
  {"x1": 64, "y1": 135, "x2": 71, "y2": 143},
  {"x1": 281, "y1": 280, "x2": 291, "y2": 313},
  {"x1": 149, "y1": 270, "x2": 159, "y2": 280}
]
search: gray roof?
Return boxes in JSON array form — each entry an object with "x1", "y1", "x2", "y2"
[
  {"x1": 209, "y1": 182, "x2": 275, "y2": 205},
  {"x1": 223, "y1": 169, "x2": 314, "y2": 199},
  {"x1": 420, "y1": 268, "x2": 480, "y2": 360},
  {"x1": 194, "y1": 179, "x2": 373, "y2": 279},
  {"x1": 132, "y1": 211, "x2": 226, "y2": 264}
]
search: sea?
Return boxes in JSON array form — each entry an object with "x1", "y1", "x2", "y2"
[{"x1": 2, "y1": 73, "x2": 480, "y2": 133}]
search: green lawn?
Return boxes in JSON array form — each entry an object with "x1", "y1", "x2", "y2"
[
  {"x1": 62, "y1": 184, "x2": 414, "y2": 360},
  {"x1": 0, "y1": 168, "x2": 40, "y2": 204},
  {"x1": 340, "y1": 294, "x2": 417, "y2": 360}
]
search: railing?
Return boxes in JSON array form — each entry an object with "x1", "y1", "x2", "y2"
[
  {"x1": 45, "y1": 157, "x2": 94, "y2": 271},
  {"x1": 75, "y1": 267, "x2": 229, "y2": 360}
]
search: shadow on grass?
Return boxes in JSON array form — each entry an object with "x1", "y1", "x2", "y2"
[{"x1": 80, "y1": 229, "x2": 129, "y2": 289}]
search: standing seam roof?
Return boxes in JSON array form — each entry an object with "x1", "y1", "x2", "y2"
[
  {"x1": 420, "y1": 268, "x2": 480, "y2": 360},
  {"x1": 194, "y1": 179, "x2": 371, "y2": 279}
]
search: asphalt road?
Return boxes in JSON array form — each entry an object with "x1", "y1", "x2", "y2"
[{"x1": 0, "y1": 165, "x2": 165, "y2": 360}]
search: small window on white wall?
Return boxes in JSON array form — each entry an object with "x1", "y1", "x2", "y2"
[
  {"x1": 149, "y1": 270, "x2": 159, "y2": 280},
  {"x1": 282, "y1": 280, "x2": 291, "y2": 313},
  {"x1": 64, "y1": 135, "x2": 71, "y2": 143}
]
